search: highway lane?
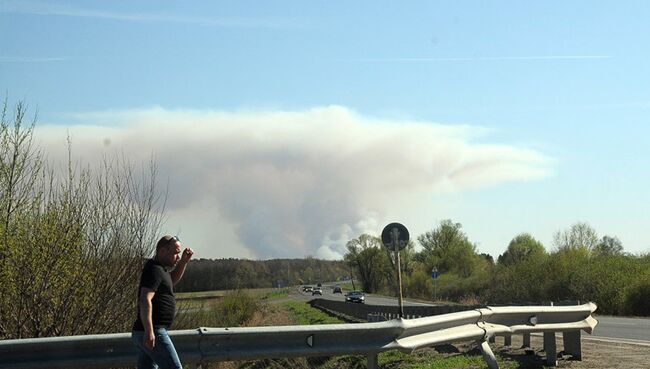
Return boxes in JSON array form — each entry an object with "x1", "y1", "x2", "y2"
[
  {"x1": 300, "y1": 285, "x2": 434, "y2": 307},
  {"x1": 588, "y1": 315, "x2": 650, "y2": 343}
]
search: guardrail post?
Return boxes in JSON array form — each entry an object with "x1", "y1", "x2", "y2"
[
  {"x1": 479, "y1": 340, "x2": 499, "y2": 369},
  {"x1": 503, "y1": 333, "x2": 512, "y2": 346},
  {"x1": 562, "y1": 331, "x2": 581, "y2": 360},
  {"x1": 367, "y1": 353, "x2": 378, "y2": 369},
  {"x1": 522, "y1": 333, "x2": 530, "y2": 348},
  {"x1": 543, "y1": 332, "x2": 557, "y2": 366}
]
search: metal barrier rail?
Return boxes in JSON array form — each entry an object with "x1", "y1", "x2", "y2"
[
  {"x1": 309, "y1": 298, "x2": 483, "y2": 321},
  {"x1": 0, "y1": 303, "x2": 597, "y2": 369}
]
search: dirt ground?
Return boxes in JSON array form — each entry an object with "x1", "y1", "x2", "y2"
[{"x1": 490, "y1": 333, "x2": 650, "y2": 369}]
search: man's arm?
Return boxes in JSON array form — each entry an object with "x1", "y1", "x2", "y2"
[
  {"x1": 171, "y1": 247, "x2": 194, "y2": 285},
  {"x1": 138, "y1": 288, "x2": 156, "y2": 349}
]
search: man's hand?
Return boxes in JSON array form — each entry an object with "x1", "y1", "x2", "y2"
[
  {"x1": 181, "y1": 248, "x2": 194, "y2": 263},
  {"x1": 144, "y1": 330, "x2": 155, "y2": 349}
]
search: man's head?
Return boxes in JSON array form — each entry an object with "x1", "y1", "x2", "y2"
[{"x1": 155, "y1": 235, "x2": 181, "y2": 267}]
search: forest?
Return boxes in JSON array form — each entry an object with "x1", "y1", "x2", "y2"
[{"x1": 175, "y1": 258, "x2": 349, "y2": 292}]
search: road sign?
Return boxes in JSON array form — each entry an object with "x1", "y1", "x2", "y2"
[
  {"x1": 381, "y1": 222, "x2": 409, "y2": 319},
  {"x1": 431, "y1": 271, "x2": 439, "y2": 279},
  {"x1": 381, "y1": 223, "x2": 409, "y2": 251}
]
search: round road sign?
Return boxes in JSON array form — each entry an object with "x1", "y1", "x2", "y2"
[{"x1": 381, "y1": 222, "x2": 410, "y2": 252}]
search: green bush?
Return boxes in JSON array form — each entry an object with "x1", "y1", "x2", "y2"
[
  {"x1": 624, "y1": 272, "x2": 650, "y2": 316},
  {"x1": 216, "y1": 290, "x2": 260, "y2": 327}
]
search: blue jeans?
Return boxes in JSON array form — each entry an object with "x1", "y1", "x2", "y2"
[{"x1": 131, "y1": 328, "x2": 182, "y2": 369}]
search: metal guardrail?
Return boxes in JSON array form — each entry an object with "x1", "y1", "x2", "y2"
[
  {"x1": 309, "y1": 298, "x2": 484, "y2": 321},
  {"x1": 0, "y1": 302, "x2": 597, "y2": 369}
]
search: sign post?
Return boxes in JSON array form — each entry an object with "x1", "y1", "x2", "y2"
[
  {"x1": 431, "y1": 267, "x2": 439, "y2": 302},
  {"x1": 381, "y1": 222, "x2": 409, "y2": 319}
]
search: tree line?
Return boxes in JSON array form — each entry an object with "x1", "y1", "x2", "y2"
[
  {"x1": 345, "y1": 220, "x2": 650, "y2": 316},
  {"x1": 175, "y1": 258, "x2": 350, "y2": 292}
]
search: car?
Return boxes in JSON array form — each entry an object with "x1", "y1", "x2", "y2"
[
  {"x1": 312, "y1": 287, "x2": 322, "y2": 295},
  {"x1": 345, "y1": 291, "x2": 365, "y2": 303},
  {"x1": 303, "y1": 286, "x2": 313, "y2": 293},
  {"x1": 333, "y1": 286, "x2": 342, "y2": 294}
]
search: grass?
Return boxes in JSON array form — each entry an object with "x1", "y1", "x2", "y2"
[
  {"x1": 260, "y1": 288, "x2": 289, "y2": 300},
  {"x1": 366, "y1": 348, "x2": 524, "y2": 369},
  {"x1": 278, "y1": 301, "x2": 344, "y2": 325},
  {"x1": 174, "y1": 289, "x2": 260, "y2": 329},
  {"x1": 177, "y1": 287, "x2": 287, "y2": 300}
]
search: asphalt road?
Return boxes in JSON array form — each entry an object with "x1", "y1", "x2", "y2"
[
  {"x1": 297, "y1": 285, "x2": 650, "y2": 344},
  {"x1": 588, "y1": 315, "x2": 650, "y2": 343},
  {"x1": 300, "y1": 285, "x2": 434, "y2": 307}
]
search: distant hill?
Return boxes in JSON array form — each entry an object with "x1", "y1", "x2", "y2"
[{"x1": 175, "y1": 258, "x2": 350, "y2": 292}]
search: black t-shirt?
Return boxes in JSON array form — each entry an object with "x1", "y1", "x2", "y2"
[{"x1": 133, "y1": 259, "x2": 176, "y2": 331}]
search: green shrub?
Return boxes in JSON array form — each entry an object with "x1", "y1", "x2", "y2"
[
  {"x1": 216, "y1": 290, "x2": 260, "y2": 327},
  {"x1": 624, "y1": 272, "x2": 650, "y2": 316}
]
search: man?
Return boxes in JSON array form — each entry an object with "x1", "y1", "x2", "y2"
[{"x1": 131, "y1": 235, "x2": 194, "y2": 369}]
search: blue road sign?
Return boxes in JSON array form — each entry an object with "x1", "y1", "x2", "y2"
[{"x1": 431, "y1": 271, "x2": 439, "y2": 279}]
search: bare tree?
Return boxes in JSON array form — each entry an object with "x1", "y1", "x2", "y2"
[{"x1": 0, "y1": 100, "x2": 165, "y2": 339}]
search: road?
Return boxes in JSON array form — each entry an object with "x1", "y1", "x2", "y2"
[
  {"x1": 297, "y1": 285, "x2": 650, "y2": 344},
  {"x1": 588, "y1": 315, "x2": 650, "y2": 343},
  {"x1": 299, "y1": 285, "x2": 434, "y2": 307}
]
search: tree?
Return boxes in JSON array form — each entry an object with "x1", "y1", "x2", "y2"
[
  {"x1": 553, "y1": 222, "x2": 599, "y2": 252},
  {"x1": 344, "y1": 234, "x2": 391, "y2": 293},
  {"x1": 497, "y1": 233, "x2": 546, "y2": 266},
  {"x1": 416, "y1": 220, "x2": 478, "y2": 277},
  {"x1": 594, "y1": 235, "x2": 624, "y2": 256}
]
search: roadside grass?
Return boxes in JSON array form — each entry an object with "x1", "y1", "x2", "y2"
[
  {"x1": 311, "y1": 346, "x2": 530, "y2": 369},
  {"x1": 177, "y1": 287, "x2": 288, "y2": 300},
  {"x1": 260, "y1": 287, "x2": 289, "y2": 300},
  {"x1": 176, "y1": 290, "x2": 228, "y2": 299},
  {"x1": 176, "y1": 287, "x2": 290, "y2": 310},
  {"x1": 278, "y1": 300, "x2": 344, "y2": 325},
  {"x1": 383, "y1": 350, "x2": 519, "y2": 369},
  {"x1": 175, "y1": 289, "x2": 260, "y2": 329}
]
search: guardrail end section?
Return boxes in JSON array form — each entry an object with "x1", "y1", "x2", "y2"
[{"x1": 479, "y1": 340, "x2": 499, "y2": 369}]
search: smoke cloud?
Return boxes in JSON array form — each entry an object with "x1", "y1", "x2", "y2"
[{"x1": 35, "y1": 106, "x2": 551, "y2": 259}]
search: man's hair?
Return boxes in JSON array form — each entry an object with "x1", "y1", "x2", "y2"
[{"x1": 156, "y1": 235, "x2": 175, "y2": 252}]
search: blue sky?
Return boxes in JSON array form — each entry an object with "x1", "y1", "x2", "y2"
[{"x1": 2, "y1": 1, "x2": 649, "y2": 259}]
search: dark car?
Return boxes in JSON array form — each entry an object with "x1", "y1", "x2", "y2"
[
  {"x1": 312, "y1": 287, "x2": 323, "y2": 295},
  {"x1": 345, "y1": 291, "x2": 365, "y2": 303},
  {"x1": 333, "y1": 286, "x2": 342, "y2": 294}
]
